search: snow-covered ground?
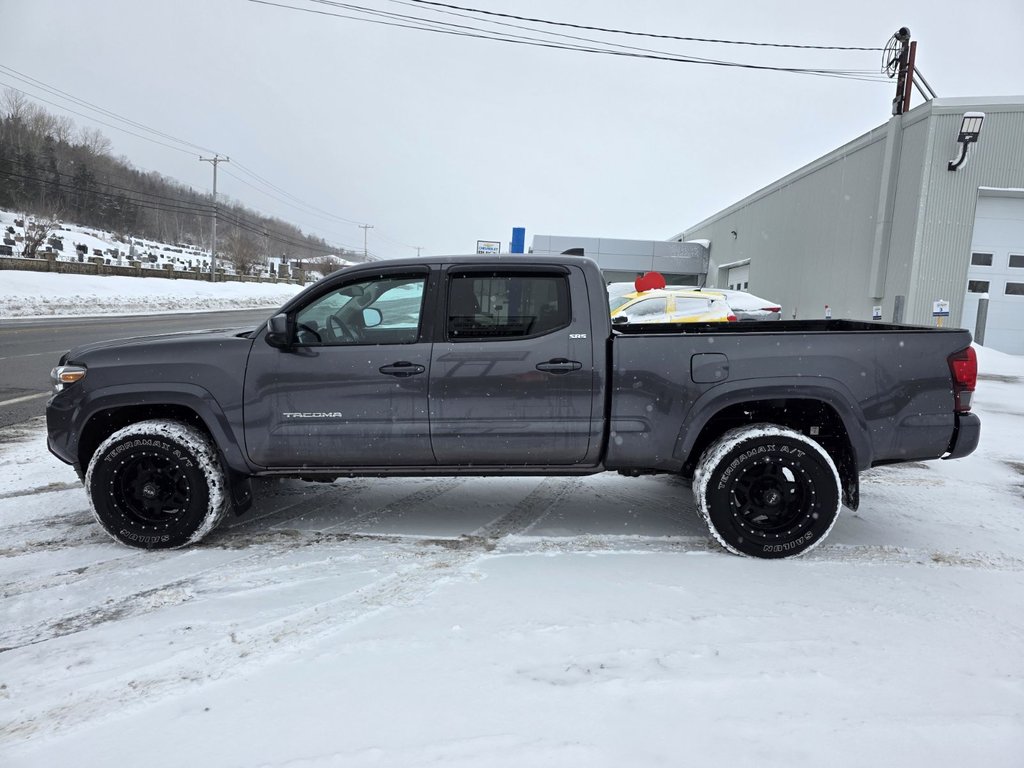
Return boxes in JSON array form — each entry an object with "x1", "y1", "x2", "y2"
[
  {"x1": 0, "y1": 271, "x2": 304, "y2": 318},
  {"x1": 1, "y1": 345, "x2": 1022, "y2": 767}
]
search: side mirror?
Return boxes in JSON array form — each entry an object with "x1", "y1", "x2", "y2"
[
  {"x1": 265, "y1": 313, "x2": 294, "y2": 349},
  {"x1": 363, "y1": 307, "x2": 382, "y2": 328}
]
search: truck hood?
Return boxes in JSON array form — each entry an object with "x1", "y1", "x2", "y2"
[{"x1": 64, "y1": 326, "x2": 257, "y2": 362}]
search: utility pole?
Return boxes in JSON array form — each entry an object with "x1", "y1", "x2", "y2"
[
  {"x1": 199, "y1": 154, "x2": 229, "y2": 279},
  {"x1": 263, "y1": 230, "x2": 271, "y2": 276},
  {"x1": 889, "y1": 28, "x2": 912, "y2": 116},
  {"x1": 359, "y1": 223, "x2": 373, "y2": 260},
  {"x1": 415, "y1": 246, "x2": 423, "y2": 257}
]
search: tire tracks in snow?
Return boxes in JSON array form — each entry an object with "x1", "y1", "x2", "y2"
[
  {"x1": 493, "y1": 534, "x2": 1024, "y2": 572},
  {"x1": 6, "y1": 471, "x2": 1021, "y2": 744},
  {"x1": 0, "y1": 476, "x2": 582, "y2": 743}
]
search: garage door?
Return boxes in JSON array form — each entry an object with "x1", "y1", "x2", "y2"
[
  {"x1": 964, "y1": 193, "x2": 1024, "y2": 355},
  {"x1": 727, "y1": 264, "x2": 750, "y2": 291}
]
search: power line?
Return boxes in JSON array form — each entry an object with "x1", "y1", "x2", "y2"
[
  {"x1": 229, "y1": 160, "x2": 367, "y2": 227},
  {"x1": 322, "y1": 0, "x2": 881, "y2": 76},
  {"x1": 0, "y1": 165, "x2": 358, "y2": 258},
  {"x1": 0, "y1": 80, "x2": 205, "y2": 156},
  {"x1": 218, "y1": 168, "x2": 362, "y2": 250},
  {"x1": 250, "y1": 1, "x2": 889, "y2": 82},
  {"x1": 0, "y1": 68, "x2": 397, "y2": 245},
  {"x1": 402, "y1": 0, "x2": 884, "y2": 51},
  {"x1": 0, "y1": 66, "x2": 219, "y2": 155}
]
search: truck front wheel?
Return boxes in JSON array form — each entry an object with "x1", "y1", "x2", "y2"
[
  {"x1": 692, "y1": 424, "x2": 842, "y2": 558},
  {"x1": 85, "y1": 420, "x2": 230, "y2": 549}
]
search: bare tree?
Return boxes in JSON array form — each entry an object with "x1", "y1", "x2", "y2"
[
  {"x1": 226, "y1": 231, "x2": 263, "y2": 276},
  {"x1": 52, "y1": 115, "x2": 76, "y2": 144},
  {"x1": 78, "y1": 126, "x2": 112, "y2": 156},
  {"x1": 308, "y1": 254, "x2": 351, "y2": 279},
  {"x1": 25, "y1": 103, "x2": 58, "y2": 138},
  {"x1": 21, "y1": 214, "x2": 62, "y2": 259},
  {"x1": 1, "y1": 88, "x2": 30, "y2": 120}
]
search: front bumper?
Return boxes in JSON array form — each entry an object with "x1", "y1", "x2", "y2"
[{"x1": 46, "y1": 391, "x2": 79, "y2": 471}]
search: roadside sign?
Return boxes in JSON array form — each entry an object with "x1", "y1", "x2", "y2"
[
  {"x1": 932, "y1": 299, "x2": 950, "y2": 317},
  {"x1": 510, "y1": 227, "x2": 526, "y2": 254},
  {"x1": 476, "y1": 240, "x2": 500, "y2": 255},
  {"x1": 872, "y1": 305, "x2": 882, "y2": 320},
  {"x1": 824, "y1": 305, "x2": 832, "y2": 319}
]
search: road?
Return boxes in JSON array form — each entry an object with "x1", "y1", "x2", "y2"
[{"x1": 0, "y1": 309, "x2": 273, "y2": 427}]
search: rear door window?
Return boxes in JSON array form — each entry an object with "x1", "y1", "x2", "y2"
[{"x1": 446, "y1": 272, "x2": 570, "y2": 340}]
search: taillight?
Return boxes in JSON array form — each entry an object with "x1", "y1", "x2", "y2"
[
  {"x1": 948, "y1": 346, "x2": 977, "y2": 412},
  {"x1": 727, "y1": 314, "x2": 738, "y2": 322}
]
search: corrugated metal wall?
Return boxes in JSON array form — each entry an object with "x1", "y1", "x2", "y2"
[
  {"x1": 678, "y1": 124, "x2": 890, "y2": 320},
  {"x1": 908, "y1": 103, "x2": 1024, "y2": 326},
  {"x1": 677, "y1": 97, "x2": 1024, "y2": 326}
]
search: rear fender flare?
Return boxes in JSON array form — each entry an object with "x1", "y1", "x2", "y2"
[{"x1": 673, "y1": 377, "x2": 872, "y2": 473}]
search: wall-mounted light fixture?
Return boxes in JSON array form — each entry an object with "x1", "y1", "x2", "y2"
[{"x1": 947, "y1": 111, "x2": 985, "y2": 171}]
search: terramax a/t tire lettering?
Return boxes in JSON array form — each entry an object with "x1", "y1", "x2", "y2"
[
  {"x1": 86, "y1": 420, "x2": 230, "y2": 549},
  {"x1": 692, "y1": 424, "x2": 842, "y2": 558}
]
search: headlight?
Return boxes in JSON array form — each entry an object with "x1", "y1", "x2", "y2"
[{"x1": 51, "y1": 365, "x2": 87, "y2": 393}]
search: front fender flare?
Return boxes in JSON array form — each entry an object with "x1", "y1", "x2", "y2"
[{"x1": 71, "y1": 383, "x2": 254, "y2": 476}]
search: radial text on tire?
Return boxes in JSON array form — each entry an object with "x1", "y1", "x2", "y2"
[
  {"x1": 85, "y1": 419, "x2": 230, "y2": 549},
  {"x1": 692, "y1": 424, "x2": 842, "y2": 558}
]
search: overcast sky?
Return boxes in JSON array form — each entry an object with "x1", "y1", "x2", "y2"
[{"x1": 3, "y1": 0, "x2": 1023, "y2": 260}]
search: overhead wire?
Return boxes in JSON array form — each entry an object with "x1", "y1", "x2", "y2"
[
  {"x1": 251, "y1": 0, "x2": 889, "y2": 82},
  {"x1": 402, "y1": 0, "x2": 885, "y2": 51},
  {"x1": 218, "y1": 167, "x2": 361, "y2": 251},
  {"x1": 0, "y1": 64, "x2": 220, "y2": 154},
  {"x1": 0, "y1": 163, "x2": 356, "y2": 258},
  {"x1": 0, "y1": 67, "x2": 386, "y2": 247},
  {"x1": 383, "y1": 0, "x2": 882, "y2": 74},
  {"x1": 3, "y1": 3, "x2": 893, "y2": 261},
  {"x1": 0, "y1": 80, "x2": 203, "y2": 156}
]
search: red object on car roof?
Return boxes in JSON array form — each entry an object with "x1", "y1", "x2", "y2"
[{"x1": 634, "y1": 271, "x2": 667, "y2": 292}]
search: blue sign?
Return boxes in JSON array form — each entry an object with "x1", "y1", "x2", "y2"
[{"x1": 510, "y1": 227, "x2": 526, "y2": 254}]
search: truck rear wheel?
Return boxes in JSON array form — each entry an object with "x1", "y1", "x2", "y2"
[
  {"x1": 85, "y1": 420, "x2": 230, "y2": 549},
  {"x1": 692, "y1": 424, "x2": 841, "y2": 558}
]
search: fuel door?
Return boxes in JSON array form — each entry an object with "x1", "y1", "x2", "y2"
[{"x1": 691, "y1": 353, "x2": 729, "y2": 384}]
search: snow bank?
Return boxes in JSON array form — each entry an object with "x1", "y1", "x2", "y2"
[
  {"x1": 974, "y1": 342, "x2": 1024, "y2": 377},
  {"x1": 0, "y1": 271, "x2": 304, "y2": 318}
]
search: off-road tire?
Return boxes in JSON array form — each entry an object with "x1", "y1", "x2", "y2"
[
  {"x1": 692, "y1": 424, "x2": 842, "y2": 558},
  {"x1": 86, "y1": 420, "x2": 230, "y2": 549}
]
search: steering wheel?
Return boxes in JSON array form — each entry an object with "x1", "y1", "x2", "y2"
[
  {"x1": 327, "y1": 314, "x2": 359, "y2": 343},
  {"x1": 296, "y1": 322, "x2": 322, "y2": 343}
]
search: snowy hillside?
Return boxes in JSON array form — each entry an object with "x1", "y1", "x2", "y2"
[
  {"x1": 0, "y1": 208, "x2": 311, "y2": 317},
  {"x1": 2, "y1": 208, "x2": 238, "y2": 274}
]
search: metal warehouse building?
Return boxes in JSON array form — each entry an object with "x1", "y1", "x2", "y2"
[{"x1": 672, "y1": 96, "x2": 1024, "y2": 355}]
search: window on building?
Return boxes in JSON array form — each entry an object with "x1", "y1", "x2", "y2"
[
  {"x1": 971, "y1": 252, "x2": 993, "y2": 267},
  {"x1": 1009, "y1": 254, "x2": 1024, "y2": 268},
  {"x1": 967, "y1": 280, "x2": 990, "y2": 293},
  {"x1": 1005, "y1": 282, "x2": 1024, "y2": 296}
]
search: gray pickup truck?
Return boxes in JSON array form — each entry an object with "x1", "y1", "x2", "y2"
[{"x1": 46, "y1": 255, "x2": 980, "y2": 558}]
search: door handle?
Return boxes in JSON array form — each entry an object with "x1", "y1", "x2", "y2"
[
  {"x1": 379, "y1": 361, "x2": 426, "y2": 377},
  {"x1": 536, "y1": 358, "x2": 582, "y2": 374}
]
